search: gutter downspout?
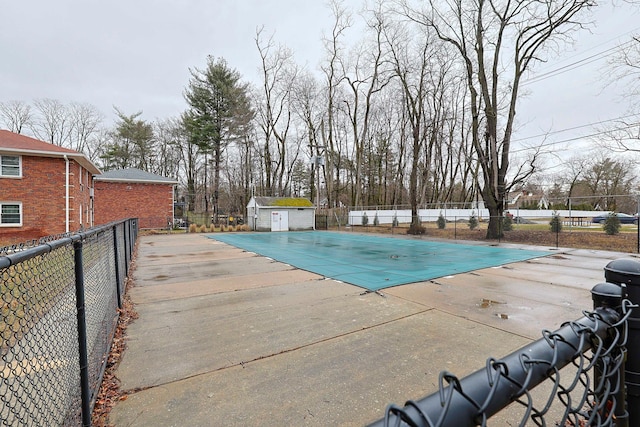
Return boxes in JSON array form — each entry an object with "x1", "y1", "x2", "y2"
[{"x1": 64, "y1": 155, "x2": 70, "y2": 233}]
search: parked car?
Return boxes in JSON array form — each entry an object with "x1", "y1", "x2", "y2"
[{"x1": 591, "y1": 212, "x2": 638, "y2": 224}]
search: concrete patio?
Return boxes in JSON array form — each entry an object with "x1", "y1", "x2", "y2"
[{"x1": 108, "y1": 232, "x2": 632, "y2": 426}]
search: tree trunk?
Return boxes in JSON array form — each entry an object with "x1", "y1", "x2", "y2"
[
  {"x1": 484, "y1": 187, "x2": 504, "y2": 239},
  {"x1": 408, "y1": 125, "x2": 422, "y2": 233}
]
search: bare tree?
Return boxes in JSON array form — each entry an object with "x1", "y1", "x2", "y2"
[
  {"x1": 382, "y1": 14, "x2": 439, "y2": 232},
  {"x1": 255, "y1": 27, "x2": 298, "y2": 196},
  {"x1": 321, "y1": 0, "x2": 352, "y2": 208},
  {"x1": 68, "y1": 102, "x2": 104, "y2": 154},
  {"x1": 30, "y1": 98, "x2": 73, "y2": 146},
  {"x1": 608, "y1": 31, "x2": 640, "y2": 107},
  {"x1": 291, "y1": 71, "x2": 324, "y2": 201},
  {"x1": 402, "y1": 0, "x2": 596, "y2": 238},
  {"x1": 582, "y1": 152, "x2": 637, "y2": 211},
  {"x1": 0, "y1": 100, "x2": 33, "y2": 133},
  {"x1": 153, "y1": 118, "x2": 184, "y2": 178},
  {"x1": 341, "y1": 5, "x2": 392, "y2": 209},
  {"x1": 597, "y1": 22, "x2": 640, "y2": 152},
  {"x1": 561, "y1": 154, "x2": 591, "y2": 200}
]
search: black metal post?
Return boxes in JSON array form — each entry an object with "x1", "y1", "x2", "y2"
[
  {"x1": 591, "y1": 281, "x2": 628, "y2": 427},
  {"x1": 124, "y1": 220, "x2": 131, "y2": 274},
  {"x1": 454, "y1": 216, "x2": 457, "y2": 240},
  {"x1": 113, "y1": 225, "x2": 122, "y2": 309},
  {"x1": 604, "y1": 258, "x2": 640, "y2": 426},
  {"x1": 74, "y1": 237, "x2": 91, "y2": 427}
]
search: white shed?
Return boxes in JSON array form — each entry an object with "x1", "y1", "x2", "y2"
[{"x1": 247, "y1": 197, "x2": 316, "y2": 231}]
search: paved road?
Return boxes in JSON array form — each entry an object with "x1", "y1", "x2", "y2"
[{"x1": 109, "y1": 232, "x2": 628, "y2": 426}]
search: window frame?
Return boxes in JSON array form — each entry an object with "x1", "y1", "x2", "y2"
[
  {"x1": 0, "y1": 155, "x2": 22, "y2": 178},
  {"x1": 0, "y1": 202, "x2": 22, "y2": 226}
]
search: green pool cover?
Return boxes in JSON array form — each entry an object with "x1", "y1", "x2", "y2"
[{"x1": 208, "y1": 231, "x2": 548, "y2": 291}]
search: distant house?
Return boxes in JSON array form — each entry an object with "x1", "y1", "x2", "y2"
[
  {"x1": 508, "y1": 190, "x2": 550, "y2": 210},
  {"x1": 247, "y1": 197, "x2": 316, "y2": 231},
  {"x1": 93, "y1": 168, "x2": 178, "y2": 229},
  {"x1": 0, "y1": 130, "x2": 101, "y2": 243}
]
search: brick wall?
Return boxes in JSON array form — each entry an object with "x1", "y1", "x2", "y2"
[
  {"x1": 93, "y1": 181, "x2": 173, "y2": 229},
  {"x1": 0, "y1": 155, "x2": 92, "y2": 244}
]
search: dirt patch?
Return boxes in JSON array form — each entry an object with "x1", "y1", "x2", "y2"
[{"x1": 353, "y1": 226, "x2": 640, "y2": 254}]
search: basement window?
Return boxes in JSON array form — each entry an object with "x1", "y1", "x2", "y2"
[{"x1": 0, "y1": 203, "x2": 22, "y2": 226}]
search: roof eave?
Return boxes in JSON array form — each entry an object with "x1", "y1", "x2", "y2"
[
  {"x1": 94, "y1": 177, "x2": 178, "y2": 185},
  {"x1": 0, "y1": 147, "x2": 102, "y2": 175}
]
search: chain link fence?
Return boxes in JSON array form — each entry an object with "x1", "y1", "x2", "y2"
[
  {"x1": 368, "y1": 261, "x2": 640, "y2": 427},
  {"x1": 0, "y1": 219, "x2": 137, "y2": 426},
  {"x1": 342, "y1": 211, "x2": 640, "y2": 253}
]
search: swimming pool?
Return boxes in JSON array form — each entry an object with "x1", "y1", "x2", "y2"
[{"x1": 208, "y1": 231, "x2": 548, "y2": 291}]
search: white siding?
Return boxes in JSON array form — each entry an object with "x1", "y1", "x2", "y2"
[{"x1": 247, "y1": 197, "x2": 316, "y2": 231}]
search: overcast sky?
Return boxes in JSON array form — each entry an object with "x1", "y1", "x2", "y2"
[{"x1": 1, "y1": 1, "x2": 638, "y2": 156}]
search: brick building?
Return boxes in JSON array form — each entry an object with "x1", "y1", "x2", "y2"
[
  {"x1": 0, "y1": 130, "x2": 100, "y2": 243},
  {"x1": 93, "y1": 168, "x2": 177, "y2": 230},
  {"x1": 1, "y1": 131, "x2": 178, "y2": 245}
]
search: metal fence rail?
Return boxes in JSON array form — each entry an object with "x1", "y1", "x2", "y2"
[
  {"x1": 369, "y1": 267, "x2": 640, "y2": 427},
  {"x1": 0, "y1": 219, "x2": 137, "y2": 426}
]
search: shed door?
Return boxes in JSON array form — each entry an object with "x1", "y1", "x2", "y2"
[{"x1": 271, "y1": 211, "x2": 289, "y2": 232}]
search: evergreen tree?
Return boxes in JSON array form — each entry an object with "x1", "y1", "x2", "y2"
[
  {"x1": 101, "y1": 109, "x2": 154, "y2": 171},
  {"x1": 182, "y1": 56, "x2": 253, "y2": 219}
]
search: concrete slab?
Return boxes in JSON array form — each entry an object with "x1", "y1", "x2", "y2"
[
  {"x1": 110, "y1": 310, "x2": 530, "y2": 427},
  {"x1": 384, "y1": 246, "x2": 625, "y2": 339},
  {"x1": 133, "y1": 253, "x2": 295, "y2": 285},
  {"x1": 117, "y1": 280, "x2": 429, "y2": 390},
  {"x1": 109, "y1": 233, "x2": 632, "y2": 426},
  {"x1": 130, "y1": 270, "x2": 322, "y2": 303}
]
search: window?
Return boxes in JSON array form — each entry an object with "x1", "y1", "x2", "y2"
[
  {"x1": 0, "y1": 203, "x2": 22, "y2": 226},
  {"x1": 0, "y1": 155, "x2": 21, "y2": 177}
]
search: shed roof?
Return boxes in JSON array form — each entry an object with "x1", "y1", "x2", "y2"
[
  {"x1": 0, "y1": 129, "x2": 101, "y2": 174},
  {"x1": 94, "y1": 167, "x2": 178, "y2": 184},
  {"x1": 252, "y1": 197, "x2": 315, "y2": 208}
]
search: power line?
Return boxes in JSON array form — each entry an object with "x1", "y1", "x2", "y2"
[
  {"x1": 521, "y1": 41, "x2": 631, "y2": 86},
  {"x1": 534, "y1": 24, "x2": 640, "y2": 73},
  {"x1": 511, "y1": 121, "x2": 640, "y2": 154},
  {"x1": 520, "y1": 23, "x2": 640, "y2": 86},
  {"x1": 511, "y1": 113, "x2": 640, "y2": 143}
]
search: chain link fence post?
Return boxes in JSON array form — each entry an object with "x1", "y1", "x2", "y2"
[
  {"x1": 113, "y1": 224, "x2": 122, "y2": 309},
  {"x1": 73, "y1": 236, "x2": 91, "y2": 427},
  {"x1": 591, "y1": 281, "x2": 629, "y2": 426},
  {"x1": 604, "y1": 259, "x2": 640, "y2": 426}
]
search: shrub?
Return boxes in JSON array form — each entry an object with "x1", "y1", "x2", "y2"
[
  {"x1": 437, "y1": 214, "x2": 446, "y2": 229},
  {"x1": 189, "y1": 223, "x2": 197, "y2": 233},
  {"x1": 604, "y1": 212, "x2": 621, "y2": 235},
  {"x1": 362, "y1": 212, "x2": 369, "y2": 226},
  {"x1": 373, "y1": 213, "x2": 379, "y2": 226},
  {"x1": 199, "y1": 225, "x2": 207, "y2": 233},
  {"x1": 468, "y1": 212, "x2": 478, "y2": 230},
  {"x1": 407, "y1": 223, "x2": 425, "y2": 235},
  {"x1": 549, "y1": 213, "x2": 562, "y2": 233},
  {"x1": 210, "y1": 224, "x2": 216, "y2": 232},
  {"x1": 502, "y1": 215, "x2": 513, "y2": 232}
]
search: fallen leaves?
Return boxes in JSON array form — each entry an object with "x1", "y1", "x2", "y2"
[{"x1": 91, "y1": 258, "x2": 139, "y2": 427}]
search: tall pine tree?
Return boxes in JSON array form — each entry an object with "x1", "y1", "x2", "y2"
[{"x1": 182, "y1": 56, "x2": 253, "y2": 220}]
